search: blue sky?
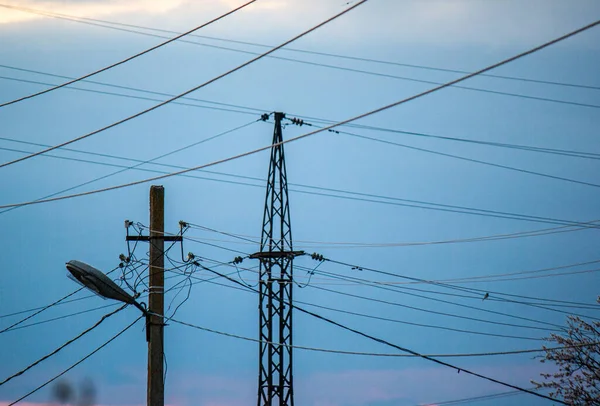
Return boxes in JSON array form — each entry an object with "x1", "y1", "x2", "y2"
[{"x1": 0, "y1": 0, "x2": 599, "y2": 405}]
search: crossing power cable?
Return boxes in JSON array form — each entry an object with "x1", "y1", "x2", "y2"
[
  {"x1": 3, "y1": 4, "x2": 598, "y2": 92},
  {"x1": 1, "y1": 142, "x2": 599, "y2": 232},
  {"x1": 321, "y1": 258, "x2": 600, "y2": 308},
  {"x1": 166, "y1": 314, "x2": 598, "y2": 358},
  {"x1": 0, "y1": 74, "x2": 259, "y2": 117},
  {"x1": 419, "y1": 389, "x2": 525, "y2": 406},
  {"x1": 0, "y1": 264, "x2": 121, "y2": 333},
  {"x1": 301, "y1": 265, "x2": 599, "y2": 322},
  {"x1": 162, "y1": 261, "x2": 542, "y2": 341},
  {"x1": 4, "y1": 66, "x2": 600, "y2": 162},
  {"x1": 0, "y1": 17, "x2": 598, "y2": 207},
  {"x1": 185, "y1": 219, "x2": 597, "y2": 249},
  {"x1": 0, "y1": 0, "x2": 367, "y2": 170},
  {"x1": 0, "y1": 120, "x2": 259, "y2": 215},
  {"x1": 3, "y1": 137, "x2": 598, "y2": 231},
  {"x1": 3, "y1": 3, "x2": 598, "y2": 109},
  {"x1": 0, "y1": 65, "x2": 264, "y2": 115},
  {"x1": 179, "y1": 236, "x2": 599, "y2": 311},
  {"x1": 157, "y1": 254, "x2": 543, "y2": 340},
  {"x1": 0, "y1": 304, "x2": 128, "y2": 386},
  {"x1": 174, "y1": 256, "x2": 552, "y2": 339},
  {"x1": 197, "y1": 263, "x2": 567, "y2": 404},
  {"x1": 0, "y1": 0, "x2": 256, "y2": 108},
  {"x1": 298, "y1": 259, "x2": 600, "y2": 313},
  {"x1": 0, "y1": 287, "x2": 83, "y2": 333},
  {"x1": 7, "y1": 315, "x2": 142, "y2": 406},
  {"x1": 306, "y1": 122, "x2": 600, "y2": 189}
]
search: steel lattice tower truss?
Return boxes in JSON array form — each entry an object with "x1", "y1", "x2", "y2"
[{"x1": 252, "y1": 112, "x2": 300, "y2": 406}]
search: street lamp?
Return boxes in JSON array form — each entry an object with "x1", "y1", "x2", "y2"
[{"x1": 65, "y1": 260, "x2": 147, "y2": 315}]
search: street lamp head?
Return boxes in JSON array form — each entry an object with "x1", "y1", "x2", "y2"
[{"x1": 66, "y1": 260, "x2": 136, "y2": 305}]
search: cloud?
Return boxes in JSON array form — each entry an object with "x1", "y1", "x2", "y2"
[{"x1": 0, "y1": 0, "x2": 187, "y2": 24}]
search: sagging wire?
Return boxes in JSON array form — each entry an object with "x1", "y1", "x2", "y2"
[
  {"x1": 230, "y1": 256, "x2": 256, "y2": 287},
  {"x1": 296, "y1": 253, "x2": 325, "y2": 288}
]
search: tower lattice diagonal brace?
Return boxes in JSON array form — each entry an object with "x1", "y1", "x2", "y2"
[{"x1": 257, "y1": 112, "x2": 294, "y2": 406}]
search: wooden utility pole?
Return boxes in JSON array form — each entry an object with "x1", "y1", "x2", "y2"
[{"x1": 148, "y1": 185, "x2": 165, "y2": 406}]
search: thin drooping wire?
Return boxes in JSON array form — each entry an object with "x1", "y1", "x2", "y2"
[
  {"x1": 309, "y1": 284, "x2": 558, "y2": 332},
  {"x1": 0, "y1": 0, "x2": 257, "y2": 108},
  {"x1": 0, "y1": 0, "x2": 367, "y2": 169},
  {"x1": 163, "y1": 255, "x2": 542, "y2": 341},
  {"x1": 0, "y1": 120, "x2": 259, "y2": 216},
  {"x1": 5, "y1": 67, "x2": 600, "y2": 162},
  {"x1": 303, "y1": 265, "x2": 598, "y2": 322},
  {"x1": 4, "y1": 3, "x2": 598, "y2": 109},
  {"x1": 322, "y1": 258, "x2": 600, "y2": 308},
  {"x1": 0, "y1": 74, "x2": 259, "y2": 117},
  {"x1": 309, "y1": 121, "x2": 600, "y2": 189},
  {"x1": 420, "y1": 389, "x2": 526, "y2": 406},
  {"x1": 4, "y1": 139, "x2": 597, "y2": 231},
  {"x1": 295, "y1": 296, "x2": 540, "y2": 341},
  {"x1": 15, "y1": 7, "x2": 595, "y2": 92},
  {"x1": 1, "y1": 17, "x2": 599, "y2": 207},
  {"x1": 183, "y1": 236, "x2": 597, "y2": 309},
  {"x1": 0, "y1": 304, "x2": 128, "y2": 386},
  {"x1": 185, "y1": 219, "x2": 597, "y2": 252},
  {"x1": 198, "y1": 263, "x2": 567, "y2": 404},
  {"x1": 0, "y1": 264, "x2": 121, "y2": 333},
  {"x1": 166, "y1": 315, "x2": 599, "y2": 357},
  {"x1": 0, "y1": 287, "x2": 82, "y2": 333},
  {"x1": 7, "y1": 316, "x2": 142, "y2": 406}
]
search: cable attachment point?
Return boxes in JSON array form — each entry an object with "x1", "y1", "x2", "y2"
[
  {"x1": 124, "y1": 220, "x2": 132, "y2": 229},
  {"x1": 232, "y1": 256, "x2": 244, "y2": 265},
  {"x1": 260, "y1": 113, "x2": 270, "y2": 121},
  {"x1": 290, "y1": 117, "x2": 304, "y2": 126},
  {"x1": 179, "y1": 220, "x2": 189, "y2": 229},
  {"x1": 351, "y1": 266, "x2": 363, "y2": 271},
  {"x1": 327, "y1": 128, "x2": 340, "y2": 134},
  {"x1": 311, "y1": 252, "x2": 325, "y2": 262}
]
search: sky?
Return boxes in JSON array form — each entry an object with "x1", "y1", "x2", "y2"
[{"x1": 0, "y1": 0, "x2": 599, "y2": 405}]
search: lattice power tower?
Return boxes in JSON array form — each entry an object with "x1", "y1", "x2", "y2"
[{"x1": 251, "y1": 112, "x2": 302, "y2": 406}]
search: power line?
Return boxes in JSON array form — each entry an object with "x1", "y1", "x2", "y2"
[
  {"x1": 308, "y1": 122, "x2": 600, "y2": 189},
  {"x1": 302, "y1": 265, "x2": 599, "y2": 322},
  {"x1": 7, "y1": 315, "x2": 142, "y2": 406},
  {"x1": 0, "y1": 265, "x2": 121, "y2": 332},
  {"x1": 0, "y1": 120, "x2": 259, "y2": 215},
  {"x1": 181, "y1": 236, "x2": 600, "y2": 310},
  {"x1": 163, "y1": 261, "x2": 542, "y2": 341},
  {"x1": 292, "y1": 304, "x2": 566, "y2": 404},
  {"x1": 0, "y1": 18, "x2": 598, "y2": 207},
  {"x1": 197, "y1": 263, "x2": 566, "y2": 404},
  {"x1": 3, "y1": 138, "x2": 598, "y2": 230},
  {"x1": 4, "y1": 3, "x2": 599, "y2": 109},
  {"x1": 26, "y1": 9, "x2": 597, "y2": 92},
  {"x1": 166, "y1": 315, "x2": 599, "y2": 357},
  {"x1": 0, "y1": 0, "x2": 256, "y2": 108},
  {"x1": 420, "y1": 389, "x2": 526, "y2": 406},
  {"x1": 0, "y1": 65, "x2": 266, "y2": 114},
  {"x1": 0, "y1": 304, "x2": 128, "y2": 386},
  {"x1": 0, "y1": 287, "x2": 82, "y2": 333},
  {"x1": 311, "y1": 259, "x2": 600, "y2": 310},
  {"x1": 308, "y1": 285, "x2": 559, "y2": 332},
  {"x1": 5, "y1": 65, "x2": 599, "y2": 162},
  {"x1": 186, "y1": 219, "x2": 598, "y2": 249},
  {"x1": 0, "y1": 0, "x2": 367, "y2": 169},
  {"x1": 0, "y1": 74, "x2": 259, "y2": 117}
]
